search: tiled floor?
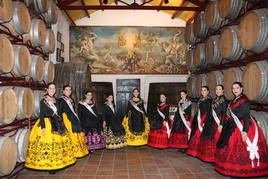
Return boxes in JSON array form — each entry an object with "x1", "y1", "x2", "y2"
[{"x1": 16, "y1": 146, "x2": 266, "y2": 179}]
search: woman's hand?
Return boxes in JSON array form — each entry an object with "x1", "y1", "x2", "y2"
[
  {"x1": 41, "y1": 128, "x2": 45, "y2": 136},
  {"x1": 242, "y1": 131, "x2": 248, "y2": 142},
  {"x1": 218, "y1": 125, "x2": 223, "y2": 133}
]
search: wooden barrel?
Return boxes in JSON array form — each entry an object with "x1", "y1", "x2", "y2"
[
  {"x1": 0, "y1": 87, "x2": 18, "y2": 125},
  {"x1": 43, "y1": 0, "x2": 58, "y2": 25},
  {"x1": 0, "y1": 0, "x2": 13, "y2": 23},
  {"x1": 218, "y1": 0, "x2": 244, "y2": 20},
  {"x1": 33, "y1": 90, "x2": 45, "y2": 117},
  {"x1": 242, "y1": 61, "x2": 268, "y2": 103},
  {"x1": 42, "y1": 29, "x2": 55, "y2": 53},
  {"x1": 193, "y1": 12, "x2": 208, "y2": 39},
  {"x1": 24, "y1": 0, "x2": 33, "y2": 7},
  {"x1": 14, "y1": 129, "x2": 30, "y2": 162},
  {"x1": 12, "y1": 45, "x2": 32, "y2": 77},
  {"x1": 186, "y1": 49, "x2": 195, "y2": 72},
  {"x1": 30, "y1": 55, "x2": 45, "y2": 81},
  {"x1": 10, "y1": 1, "x2": 31, "y2": 35},
  {"x1": 205, "y1": 35, "x2": 222, "y2": 65},
  {"x1": 250, "y1": 111, "x2": 268, "y2": 144},
  {"x1": 0, "y1": 36, "x2": 14, "y2": 74},
  {"x1": 0, "y1": 137, "x2": 18, "y2": 176},
  {"x1": 208, "y1": 71, "x2": 224, "y2": 97},
  {"x1": 219, "y1": 26, "x2": 244, "y2": 61},
  {"x1": 25, "y1": 19, "x2": 47, "y2": 48},
  {"x1": 195, "y1": 74, "x2": 208, "y2": 97},
  {"x1": 238, "y1": 8, "x2": 268, "y2": 53},
  {"x1": 223, "y1": 67, "x2": 243, "y2": 99},
  {"x1": 34, "y1": 0, "x2": 49, "y2": 13},
  {"x1": 14, "y1": 87, "x2": 34, "y2": 119},
  {"x1": 187, "y1": 76, "x2": 197, "y2": 98},
  {"x1": 44, "y1": 61, "x2": 55, "y2": 83},
  {"x1": 193, "y1": 43, "x2": 206, "y2": 68},
  {"x1": 205, "y1": 1, "x2": 227, "y2": 31},
  {"x1": 184, "y1": 23, "x2": 197, "y2": 45}
]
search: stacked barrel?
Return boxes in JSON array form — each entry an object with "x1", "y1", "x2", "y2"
[
  {"x1": 185, "y1": 0, "x2": 268, "y2": 141},
  {"x1": 0, "y1": 0, "x2": 58, "y2": 176}
]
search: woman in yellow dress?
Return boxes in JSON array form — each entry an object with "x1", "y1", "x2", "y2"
[
  {"x1": 59, "y1": 85, "x2": 89, "y2": 158},
  {"x1": 25, "y1": 83, "x2": 76, "y2": 174},
  {"x1": 122, "y1": 88, "x2": 150, "y2": 146}
]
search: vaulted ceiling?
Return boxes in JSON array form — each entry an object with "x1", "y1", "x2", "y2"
[{"x1": 57, "y1": 0, "x2": 206, "y2": 25}]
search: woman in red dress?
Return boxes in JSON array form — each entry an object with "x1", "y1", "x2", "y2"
[
  {"x1": 147, "y1": 94, "x2": 170, "y2": 149},
  {"x1": 215, "y1": 82, "x2": 268, "y2": 177},
  {"x1": 169, "y1": 90, "x2": 192, "y2": 152},
  {"x1": 197, "y1": 85, "x2": 228, "y2": 162},
  {"x1": 187, "y1": 86, "x2": 212, "y2": 157}
]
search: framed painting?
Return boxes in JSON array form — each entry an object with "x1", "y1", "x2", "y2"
[{"x1": 70, "y1": 26, "x2": 188, "y2": 74}]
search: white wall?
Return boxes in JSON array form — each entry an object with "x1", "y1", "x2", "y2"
[{"x1": 92, "y1": 74, "x2": 188, "y2": 108}]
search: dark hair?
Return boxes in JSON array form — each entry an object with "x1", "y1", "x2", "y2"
[
  {"x1": 46, "y1": 82, "x2": 56, "y2": 89},
  {"x1": 159, "y1": 93, "x2": 167, "y2": 104},
  {"x1": 180, "y1": 90, "x2": 189, "y2": 100},
  {"x1": 216, "y1": 84, "x2": 224, "y2": 90},
  {"x1": 84, "y1": 90, "x2": 94, "y2": 101},
  {"x1": 232, "y1": 81, "x2": 243, "y2": 88},
  {"x1": 132, "y1": 88, "x2": 141, "y2": 98},
  {"x1": 105, "y1": 94, "x2": 113, "y2": 99},
  {"x1": 201, "y1": 85, "x2": 209, "y2": 91},
  {"x1": 63, "y1": 85, "x2": 71, "y2": 90}
]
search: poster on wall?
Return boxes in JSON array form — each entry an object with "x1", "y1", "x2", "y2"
[{"x1": 70, "y1": 26, "x2": 188, "y2": 74}]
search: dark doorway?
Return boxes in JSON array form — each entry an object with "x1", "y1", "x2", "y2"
[{"x1": 116, "y1": 79, "x2": 140, "y2": 120}]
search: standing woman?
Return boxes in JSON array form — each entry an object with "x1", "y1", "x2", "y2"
[
  {"x1": 147, "y1": 94, "x2": 170, "y2": 149},
  {"x1": 122, "y1": 88, "x2": 150, "y2": 146},
  {"x1": 26, "y1": 83, "x2": 76, "y2": 173},
  {"x1": 78, "y1": 90, "x2": 105, "y2": 151},
  {"x1": 187, "y1": 86, "x2": 212, "y2": 158},
  {"x1": 103, "y1": 94, "x2": 127, "y2": 149},
  {"x1": 59, "y1": 85, "x2": 89, "y2": 158},
  {"x1": 215, "y1": 82, "x2": 268, "y2": 177},
  {"x1": 197, "y1": 85, "x2": 228, "y2": 162},
  {"x1": 169, "y1": 90, "x2": 192, "y2": 152}
]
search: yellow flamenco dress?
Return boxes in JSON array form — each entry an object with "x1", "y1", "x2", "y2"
[
  {"x1": 122, "y1": 99, "x2": 150, "y2": 146},
  {"x1": 25, "y1": 97, "x2": 76, "y2": 170}
]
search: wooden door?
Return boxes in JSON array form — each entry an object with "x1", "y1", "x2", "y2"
[{"x1": 116, "y1": 79, "x2": 140, "y2": 120}]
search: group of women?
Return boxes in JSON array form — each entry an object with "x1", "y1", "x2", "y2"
[{"x1": 24, "y1": 82, "x2": 268, "y2": 178}]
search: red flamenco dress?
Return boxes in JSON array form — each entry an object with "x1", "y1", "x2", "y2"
[
  {"x1": 147, "y1": 103, "x2": 170, "y2": 148},
  {"x1": 215, "y1": 95, "x2": 268, "y2": 177},
  {"x1": 197, "y1": 95, "x2": 228, "y2": 162},
  {"x1": 169, "y1": 100, "x2": 192, "y2": 149},
  {"x1": 186, "y1": 96, "x2": 212, "y2": 157}
]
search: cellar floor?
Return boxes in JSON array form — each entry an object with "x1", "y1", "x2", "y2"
[{"x1": 16, "y1": 146, "x2": 266, "y2": 179}]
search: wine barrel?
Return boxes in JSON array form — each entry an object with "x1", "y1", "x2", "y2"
[
  {"x1": 187, "y1": 76, "x2": 198, "y2": 98},
  {"x1": 12, "y1": 45, "x2": 32, "y2": 77},
  {"x1": 34, "y1": 0, "x2": 48, "y2": 13},
  {"x1": 208, "y1": 71, "x2": 224, "y2": 97},
  {"x1": 31, "y1": 55, "x2": 45, "y2": 81},
  {"x1": 193, "y1": 43, "x2": 206, "y2": 68},
  {"x1": 195, "y1": 74, "x2": 208, "y2": 97},
  {"x1": 205, "y1": 1, "x2": 227, "y2": 31},
  {"x1": 185, "y1": 23, "x2": 197, "y2": 45},
  {"x1": 242, "y1": 61, "x2": 268, "y2": 103},
  {"x1": 250, "y1": 111, "x2": 268, "y2": 144},
  {"x1": 219, "y1": 26, "x2": 244, "y2": 61},
  {"x1": 218, "y1": 0, "x2": 244, "y2": 20},
  {"x1": 0, "y1": 0, "x2": 13, "y2": 23},
  {"x1": 0, "y1": 36, "x2": 14, "y2": 74},
  {"x1": 13, "y1": 87, "x2": 34, "y2": 119},
  {"x1": 193, "y1": 12, "x2": 208, "y2": 39},
  {"x1": 25, "y1": 19, "x2": 46, "y2": 48},
  {"x1": 223, "y1": 67, "x2": 243, "y2": 99},
  {"x1": 43, "y1": 29, "x2": 55, "y2": 53},
  {"x1": 14, "y1": 129, "x2": 30, "y2": 162},
  {"x1": 0, "y1": 87, "x2": 18, "y2": 125},
  {"x1": 24, "y1": 0, "x2": 33, "y2": 7},
  {"x1": 33, "y1": 90, "x2": 45, "y2": 117},
  {"x1": 238, "y1": 8, "x2": 268, "y2": 53},
  {"x1": 186, "y1": 49, "x2": 195, "y2": 72},
  {"x1": 0, "y1": 137, "x2": 18, "y2": 176},
  {"x1": 43, "y1": 0, "x2": 58, "y2": 25},
  {"x1": 44, "y1": 61, "x2": 55, "y2": 83},
  {"x1": 205, "y1": 35, "x2": 222, "y2": 65},
  {"x1": 10, "y1": 1, "x2": 31, "y2": 35}
]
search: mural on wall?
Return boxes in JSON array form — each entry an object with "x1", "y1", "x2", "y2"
[{"x1": 70, "y1": 26, "x2": 188, "y2": 74}]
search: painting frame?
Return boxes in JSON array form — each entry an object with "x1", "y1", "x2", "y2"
[{"x1": 69, "y1": 25, "x2": 188, "y2": 74}]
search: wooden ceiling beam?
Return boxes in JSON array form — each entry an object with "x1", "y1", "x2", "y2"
[
  {"x1": 60, "y1": 5, "x2": 202, "y2": 11},
  {"x1": 81, "y1": 0, "x2": 90, "y2": 18},
  {"x1": 99, "y1": 0, "x2": 104, "y2": 11},
  {"x1": 157, "y1": 0, "x2": 164, "y2": 12},
  {"x1": 63, "y1": 10, "x2": 76, "y2": 25},
  {"x1": 58, "y1": 0, "x2": 78, "y2": 8},
  {"x1": 185, "y1": 0, "x2": 205, "y2": 8}
]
